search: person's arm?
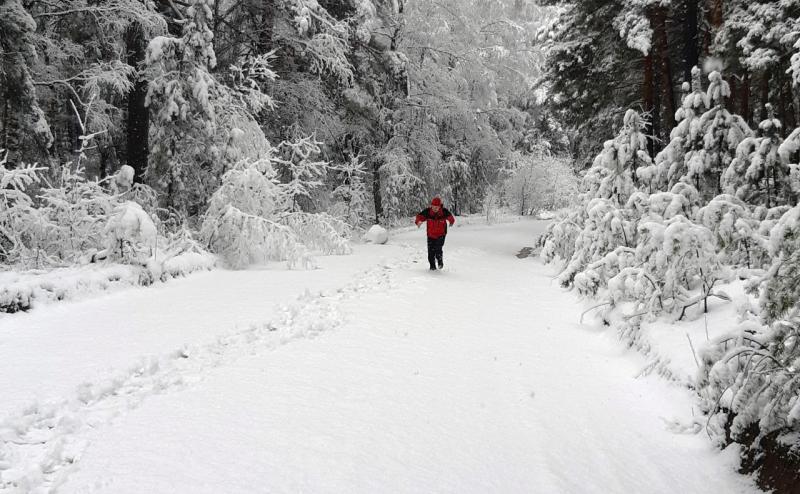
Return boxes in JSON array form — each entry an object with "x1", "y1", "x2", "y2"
[
  {"x1": 415, "y1": 209, "x2": 428, "y2": 226},
  {"x1": 445, "y1": 208, "x2": 455, "y2": 226}
]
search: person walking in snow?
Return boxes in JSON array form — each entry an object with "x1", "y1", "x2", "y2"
[{"x1": 415, "y1": 196, "x2": 455, "y2": 270}]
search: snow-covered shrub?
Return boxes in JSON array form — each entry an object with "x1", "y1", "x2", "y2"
[
  {"x1": 758, "y1": 204, "x2": 800, "y2": 322},
  {"x1": 104, "y1": 201, "x2": 158, "y2": 264},
  {"x1": 200, "y1": 157, "x2": 351, "y2": 269},
  {"x1": 698, "y1": 316, "x2": 800, "y2": 445},
  {"x1": 37, "y1": 164, "x2": 116, "y2": 264},
  {"x1": 698, "y1": 204, "x2": 800, "y2": 447},
  {"x1": 696, "y1": 195, "x2": 768, "y2": 269},
  {"x1": 200, "y1": 158, "x2": 304, "y2": 268},
  {"x1": 608, "y1": 215, "x2": 729, "y2": 320},
  {"x1": 560, "y1": 197, "x2": 635, "y2": 288},
  {"x1": 723, "y1": 105, "x2": 792, "y2": 208},
  {"x1": 0, "y1": 151, "x2": 48, "y2": 267}
]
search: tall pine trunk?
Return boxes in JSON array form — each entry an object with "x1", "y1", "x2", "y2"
[
  {"x1": 654, "y1": 6, "x2": 676, "y2": 132},
  {"x1": 643, "y1": 50, "x2": 655, "y2": 156},
  {"x1": 125, "y1": 23, "x2": 149, "y2": 183},
  {"x1": 683, "y1": 0, "x2": 699, "y2": 82}
]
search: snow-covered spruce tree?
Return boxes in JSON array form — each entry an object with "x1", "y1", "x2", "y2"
[
  {"x1": 696, "y1": 195, "x2": 768, "y2": 270},
  {"x1": 378, "y1": 148, "x2": 423, "y2": 221},
  {"x1": 330, "y1": 156, "x2": 370, "y2": 228},
  {"x1": 640, "y1": 67, "x2": 708, "y2": 193},
  {"x1": 0, "y1": 0, "x2": 54, "y2": 157},
  {"x1": 144, "y1": 0, "x2": 225, "y2": 214},
  {"x1": 777, "y1": 124, "x2": 800, "y2": 203},
  {"x1": 272, "y1": 136, "x2": 328, "y2": 213},
  {"x1": 0, "y1": 151, "x2": 49, "y2": 267},
  {"x1": 723, "y1": 105, "x2": 793, "y2": 208},
  {"x1": 698, "y1": 204, "x2": 800, "y2": 448},
  {"x1": 684, "y1": 71, "x2": 752, "y2": 201},
  {"x1": 541, "y1": 110, "x2": 648, "y2": 288}
]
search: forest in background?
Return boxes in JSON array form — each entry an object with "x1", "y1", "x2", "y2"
[
  {"x1": 0, "y1": 0, "x2": 569, "y2": 224},
  {"x1": 539, "y1": 0, "x2": 800, "y2": 166}
]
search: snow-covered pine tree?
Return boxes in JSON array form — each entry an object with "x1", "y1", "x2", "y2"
[
  {"x1": 0, "y1": 1, "x2": 54, "y2": 158},
  {"x1": 641, "y1": 67, "x2": 708, "y2": 192},
  {"x1": 144, "y1": 0, "x2": 224, "y2": 214},
  {"x1": 777, "y1": 125, "x2": 800, "y2": 203},
  {"x1": 723, "y1": 105, "x2": 792, "y2": 208},
  {"x1": 378, "y1": 148, "x2": 423, "y2": 221},
  {"x1": 696, "y1": 195, "x2": 768, "y2": 270},
  {"x1": 541, "y1": 109, "x2": 648, "y2": 288},
  {"x1": 331, "y1": 156, "x2": 370, "y2": 227},
  {"x1": 684, "y1": 71, "x2": 752, "y2": 201},
  {"x1": 273, "y1": 136, "x2": 329, "y2": 212}
]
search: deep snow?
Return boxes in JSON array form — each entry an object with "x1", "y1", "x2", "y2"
[{"x1": 0, "y1": 219, "x2": 761, "y2": 493}]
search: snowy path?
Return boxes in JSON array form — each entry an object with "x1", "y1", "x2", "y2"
[{"x1": 1, "y1": 220, "x2": 760, "y2": 493}]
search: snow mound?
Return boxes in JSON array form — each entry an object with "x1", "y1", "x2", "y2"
[{"x1": 363, "y1": 224, "x2": 388, "y2": 244}]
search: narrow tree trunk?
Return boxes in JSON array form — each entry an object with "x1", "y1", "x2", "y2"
[
  {"x1": 654, "y1": 6, "x2": 676, "y2": 131},
  {"x1": 372, "y1": 159, "x2": 383, "y2": 224},
  {"x1": 779, "y1": 77, "x2": 791, "y2": 131},
  {"x1": 741, "y1": 71, "x2": 751, "y2": 124},
  {"x1": 126, "y1": 23, "x2": 149, "y2": 183},
  {"x1": 760, "y1": 69, "x2": 771, "y2": 121},
  {"x1": 2, "y1": 97, "x2": 8, "y2": 152},
  {"x1": 643, "y1": 51, "x2": 655, "y2": 156},
  {"x1": 683, "y1": 0, "x2": 699, "y2": 82}
]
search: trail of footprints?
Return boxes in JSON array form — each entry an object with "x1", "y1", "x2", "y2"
[{"x1": 0, "y1": 251, "x2": 417, "y2": 493}]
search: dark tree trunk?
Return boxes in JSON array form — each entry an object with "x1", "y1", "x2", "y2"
[
  {"x1": 741, "y1": 71, "x2": 751, "y2": 124},
  {"x1": 654, "y1": 6, "x2": 676, "y2": 131},
  {"x1": 683, "y1": 0, "x2": 699, "y2": 82},
  {"x1": 372, "y1": 159, "x2": 383, "y2": 224},
  {"x1": 760, "y1": 69, "x2": 771, "y2": 121},
  {"x1": 643, "y1": 49, "x2": 655, "y2": 156},
  {"x1": 125, "y1": 24, "x2": 149, "y2": 183}
]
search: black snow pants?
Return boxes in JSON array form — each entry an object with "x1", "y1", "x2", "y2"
[{"x1": 427, "y1": 235, "x2": 446, "y2": 269}]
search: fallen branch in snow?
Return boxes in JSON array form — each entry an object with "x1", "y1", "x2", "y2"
[{"x1": 580, "y1": 301, "x2": 612, "y2": 324}]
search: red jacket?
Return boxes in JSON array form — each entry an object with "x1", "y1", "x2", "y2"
[{"x1": 415, "y1": 207, "x2": 455, "y2": 239}]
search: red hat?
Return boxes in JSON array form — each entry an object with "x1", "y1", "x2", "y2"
[{"x1": 431, "y1": 197, "x2": 442, "y2": 206}]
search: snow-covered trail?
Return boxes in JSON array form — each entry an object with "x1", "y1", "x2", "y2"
[{"x1": 1, "y1": 220, "x2": 760, "y2": 493}]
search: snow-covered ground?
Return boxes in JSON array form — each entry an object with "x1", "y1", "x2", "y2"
[{"x1": 0, "y1": 220, "x2": 761, "y2": 493}]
